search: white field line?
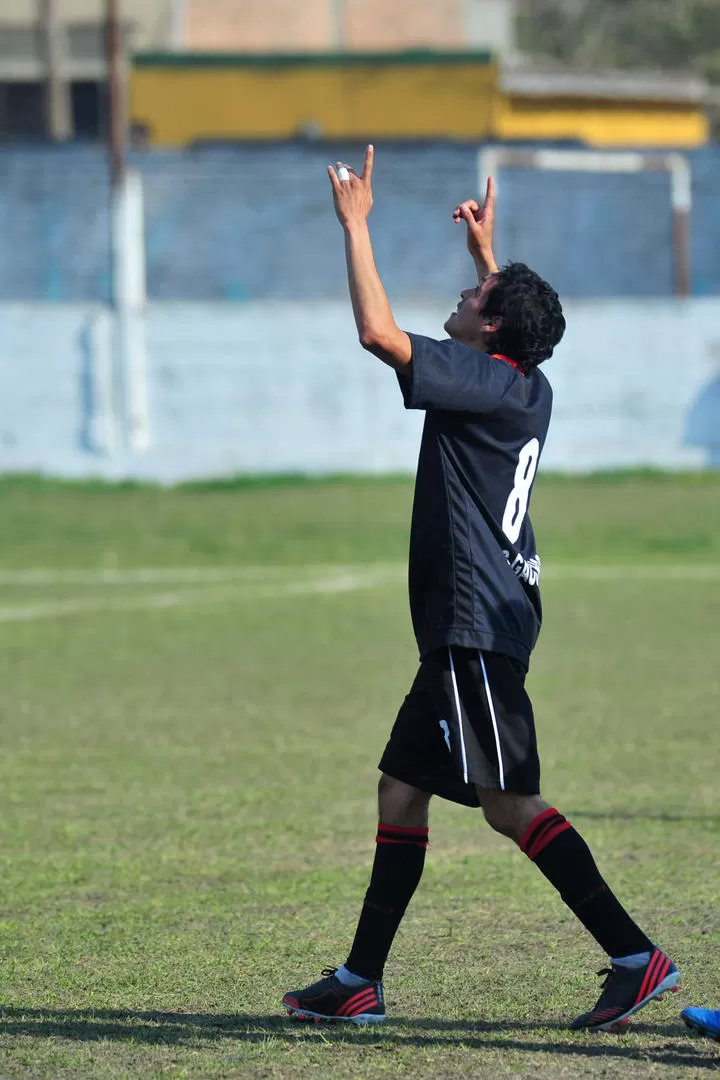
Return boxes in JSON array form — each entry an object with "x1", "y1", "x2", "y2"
[
  {"x1": 0, "y1": 565, "x2": 349, "y2": 587},
  {"x1": 541, "y1": 564, "x2": 720, "y2": 582},
  {"x1": 1, "y1": 562, "x2": 720, "y2": 588},
  {"x1": 0, "y1": 560, "x2": 719, "y2": 628},
  {"x1": 0, "y1": 568, "x2": 406, "y2": 624}
]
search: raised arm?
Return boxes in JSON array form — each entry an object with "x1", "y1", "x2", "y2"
[
  {"x1": 328, "y1": 146, "x2": 412, "y2": 373},
  {"x1": 453, "y1": 176, "x2": 499, "y2": 283}
]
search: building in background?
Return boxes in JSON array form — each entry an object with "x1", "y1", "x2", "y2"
[
  {"x1": 0, "y1": 0, "x2": 515, "y2": 141},
  {"x1": 497, "y1": 63, "x2": 709, "y2": 148},
  {"x1": 131, "y1": 51, "x2": 709, "y2": 149},
  {"x1": 0, "y1": 0, "x2": 711, "y2": 147},
  {"x1": 0, "y1": 0, "x2": 174, "y2": 139},
  {"x1": 181, "y1": 0, "x2": 515, "y2": 54}
]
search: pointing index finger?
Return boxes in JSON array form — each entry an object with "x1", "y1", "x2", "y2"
[
  {"x1": 484, "y1": 176, "x2": 495, "y2": 209},
  {"x1": 362, "y1": 144, "x2": 375, "y2": 183}
]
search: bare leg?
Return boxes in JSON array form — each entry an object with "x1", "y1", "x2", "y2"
[
  {"x1": 378, "y1": 773, "x2": 431, "y2": 827},
  {"x1": 476, "y1": 788, "x2": 550, "y2": 840}
]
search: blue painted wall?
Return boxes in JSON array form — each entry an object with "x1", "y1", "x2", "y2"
[{"x1": 1, "y1": 143, "x2": 720, "y2": 302}]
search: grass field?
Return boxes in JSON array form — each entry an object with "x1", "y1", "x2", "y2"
[{"x1": 0, "y1": 473, "x2": 718, "y2": 1079}]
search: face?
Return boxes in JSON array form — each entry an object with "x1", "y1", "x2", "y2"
[{"x1": 444, "y1": 276, "x2": 498, "y2": 342}]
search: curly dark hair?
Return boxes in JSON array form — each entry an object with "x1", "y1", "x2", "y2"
[{"x1": 481, "y1": 262, "x2": 566, "y2": 373}]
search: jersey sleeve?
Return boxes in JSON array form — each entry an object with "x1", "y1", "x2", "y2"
[{"x1": 397, "y1": 333, "x2": 513, "y2": 413}]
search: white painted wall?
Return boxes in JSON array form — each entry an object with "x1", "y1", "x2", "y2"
[{"x1": 1, "y1": 299, "x2": 719, "y2": 482}]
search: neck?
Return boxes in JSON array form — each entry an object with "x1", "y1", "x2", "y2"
[{"x1": 448, "y1": 331, "x2": 488, "y2": 351}]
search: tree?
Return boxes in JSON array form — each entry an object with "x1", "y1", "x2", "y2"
[{"x1": 516, "y1": 0, "x2": 720, "y2": 136}]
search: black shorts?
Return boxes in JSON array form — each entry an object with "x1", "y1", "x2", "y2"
[{"x1": 378, "y1": 647, "x2": 540, "y2": 807}]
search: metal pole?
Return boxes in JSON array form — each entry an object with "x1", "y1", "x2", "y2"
[
  {"x1": 106, "y1": 0, "x2": 126, "y2": 187},
  {"x1": 668, "y1": 154, "x2": 692, "y2": 298},
  {"x1": 106, "y1": 0, "x2": 151, "y2": 452},
  {"x1": 672, "y1": 208, "x2": 692, "y2": 298},
  {"x1": 41, "y1": 0, "x2": 72, "y2": 141}
]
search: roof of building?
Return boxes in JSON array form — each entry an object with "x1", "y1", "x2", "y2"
[
  {"x1": 501, "y1": 61, "x2": 709, "y2": 104},
  {"x1": 133, "y1": 48, "x2": 493, "y2": 67}
]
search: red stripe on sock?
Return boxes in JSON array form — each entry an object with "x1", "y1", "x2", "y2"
[
  {"x1": 376, "y1": 837, "x2": 428, "y2": 848},
  {"x1": 526, "y1": 820, "x2": 571, "y2": 862},
  {"x1": 635, "y1": 950, "x2": 662, "y2": 1004},
  {"x1": 524, "y1": 817, "x2": 562, "y2": 859},
  {"x1": 376, "y1": 823, "x2": 429, "y2": 848},
  {"x1": 377, "y1": 824, "x2": 429, "y2": 836},
  {"x1": 519, "y1": 807, "x2": 560, "y2": 854}
]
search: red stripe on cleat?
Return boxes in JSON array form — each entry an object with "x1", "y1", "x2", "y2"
[
  {"x1": 337, "y1": 989, "x2": 377, "y2": 1017},
  {"x1": 636, "y1": 951, "x2": 663, "y2": 1005}
]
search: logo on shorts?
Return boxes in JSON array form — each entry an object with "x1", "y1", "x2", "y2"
[{"x1": 439, "y1": 719, "x2": 451, "y2": 753}]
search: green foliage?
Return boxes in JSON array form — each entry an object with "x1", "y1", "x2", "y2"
[{"x1": 516, "y1": 0, "x2": 720, "y2": 135}]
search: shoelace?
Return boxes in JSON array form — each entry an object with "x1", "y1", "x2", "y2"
[
  {"x1": 595, "y1": 966, "x2": 615, "y2": 989},
  {"x1": 321, "y1": 967, "x2": 338, "y2": 978}
]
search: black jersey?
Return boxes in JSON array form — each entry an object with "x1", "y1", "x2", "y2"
[{"x1": 398, "y1": 333, "x2": 553, "y2": 670}]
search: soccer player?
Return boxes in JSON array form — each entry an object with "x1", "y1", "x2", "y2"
[
  {"x1": 282, "y1": 146, "x2": 680, "y2": 1032},
  {"x1": 682, "y1": 1007, "x2": 720, "y2": 1042}
]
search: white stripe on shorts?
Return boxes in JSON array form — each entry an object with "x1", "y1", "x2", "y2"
[
  {"x1": 479, "y1": 651, "x2": 506, "y2": 791},
  {"x1": 447, "y1": 647, "x2": 469, "y2": 784}
]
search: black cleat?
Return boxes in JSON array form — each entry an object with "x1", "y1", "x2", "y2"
[
  {"x1": 282, "y1": 967, "x2": 386, "y2": 1025},
  {"x1": 571, "y1": 948, "x2": 680, "y2": 1032}
]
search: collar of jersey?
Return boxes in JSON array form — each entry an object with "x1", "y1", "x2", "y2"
[{"x1": 492, "y1": 353, "x2": 525, "y2": 376}]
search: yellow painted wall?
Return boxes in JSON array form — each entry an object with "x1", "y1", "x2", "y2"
[
  {"x1": 130, "y1": 58, "x2": 709, "y2": 148},
  {"x1": 131, "y1": 61, "x2": 498, "y2": 145},
  {"x1": 498, "y1": 95, "x2": 709, "y2": 149}
]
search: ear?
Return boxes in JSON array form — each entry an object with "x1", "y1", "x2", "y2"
[{"x1": 481, "y1": 314, "x2": 503, "y2": 334}]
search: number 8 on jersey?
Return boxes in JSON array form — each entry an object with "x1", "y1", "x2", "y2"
[{"x1": 502, "y1": 438, "x2": 540, "y2": 544}]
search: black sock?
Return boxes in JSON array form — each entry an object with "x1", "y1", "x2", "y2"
[
  {"x1": 345, "y1": 822, "x2": 428, "y2": 982},
  {"x1": 520, "y1": 808, "x2": 653, "y2": 958}
]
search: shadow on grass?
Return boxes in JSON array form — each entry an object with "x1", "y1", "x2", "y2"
[
  {"x1": 569, "y1": 811, "x2": 720, "y2": 825},
  {"x1": 0, "y1": 1009, "x2": 716, "y2": 1068}
]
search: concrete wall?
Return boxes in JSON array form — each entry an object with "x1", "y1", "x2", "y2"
[
  {"x1": 1, "y1": 299, "x2": 719, "y2": 482},
  {"x1": 0, "y1": 0, "x2": 514, "y2": 53}
]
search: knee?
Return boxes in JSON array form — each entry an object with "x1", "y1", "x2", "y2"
[
  {"x1": 378, "y1": 774, "x2": 430, "y2": 828},
  {"x1": 479, "y1": 790, "x2": 547, "y2": 845},
  {"x1": 482, "y1": 800, "x2": 519, "y2": 840}
]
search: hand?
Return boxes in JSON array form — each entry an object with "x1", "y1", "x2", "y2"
[
  {"x1": 328, "y1": 145, "x2": 374, "y2": 228},
  {"x1": 453, "y1": 177, "x2": 497, "y2": 273}
]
